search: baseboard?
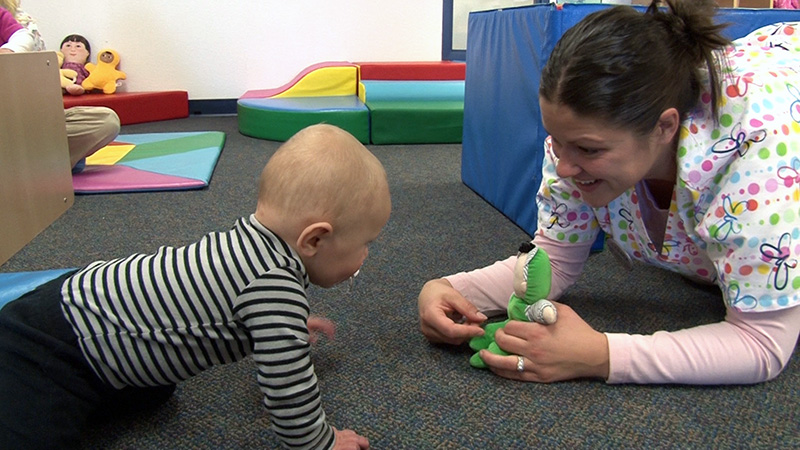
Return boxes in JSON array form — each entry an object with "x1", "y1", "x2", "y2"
[{"x1": 188, "y1": 99, "x2": 238, "y2": 116}]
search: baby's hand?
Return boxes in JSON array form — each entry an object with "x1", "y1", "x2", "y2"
[
  {"x1": 308, "y1": 316, "x2": 336, "y2": 344},
  {"x1": 332, "y1": 427, "x2": 369, "y2": 449}
]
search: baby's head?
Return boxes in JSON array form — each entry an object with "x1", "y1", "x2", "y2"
[{"x1": 255, "y1": 124, "x2": 391, "y2": 288}]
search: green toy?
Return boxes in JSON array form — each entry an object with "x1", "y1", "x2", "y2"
[{"x1": 469, "y1": 241, "x2": 556, "y2": 369}]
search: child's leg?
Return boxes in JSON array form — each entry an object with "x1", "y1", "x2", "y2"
[
  {"x1": 0, "y1": 272, "x2": 115, "y2": 449},
  {"x1": 94, "y1": 383, "x2": 177, "y2": 419},
  {"x1": 64, "y1": 106, "x2": 121, "y2": 169}
]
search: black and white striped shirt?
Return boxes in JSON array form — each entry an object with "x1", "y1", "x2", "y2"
[{"x1": 61, "y1": 215, "x2": 334, "y2": 449}]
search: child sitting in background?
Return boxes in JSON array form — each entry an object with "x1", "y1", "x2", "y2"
[
  {"x1": 0, "y1": 124, "x2": 387, "y2": 450},
  {"x1": 0, "y1": 0, "x2": 43, "y2": 51},
  {"x1": 0, "y1": 5, "x2": 33, "y2": 53},
  {"x1": 0, "y1": 4, "x2": 120, "y2": 172}
]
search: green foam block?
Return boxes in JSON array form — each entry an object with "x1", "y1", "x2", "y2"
[
  {"x1": 366, "y1": 100, "x2": 464, "y2": 144},
  {"x1": 237, "y1": 97, "x2": 370, "y2": 144}
]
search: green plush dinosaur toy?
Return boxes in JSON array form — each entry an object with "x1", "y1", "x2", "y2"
[{"x1": 469, "y1": 241, "x2": 556, "y2": 369}]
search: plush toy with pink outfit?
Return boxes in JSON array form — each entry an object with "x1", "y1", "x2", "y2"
[{"x1": 59, "y1": 34, "x2": 90, "y2": 95}]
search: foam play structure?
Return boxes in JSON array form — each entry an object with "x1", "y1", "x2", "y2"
[
  {"x1": 462, "y1": 3, "x2": 800, "y2": 238},
  {"x1": 238, "y1": 61, "x2": 466, "y2": 144},
  {"x1": 63, "y1": 90, "x2": 189, "y2": 125}
]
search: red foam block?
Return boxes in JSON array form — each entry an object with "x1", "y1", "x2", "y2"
[
  {"x1": 358, "y1": 61, "x2": 466, "y2": 81},
  {"x1": 62, "y1": 91, "x2": 189, "y2": 125}
]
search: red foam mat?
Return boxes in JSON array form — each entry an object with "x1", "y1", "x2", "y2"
[
  {"x1": 358, "y1": 61, "x2": 466, "y2": 81},
  {"x1": 62, "y1": 91, "x2": 189, "y2": 125}
]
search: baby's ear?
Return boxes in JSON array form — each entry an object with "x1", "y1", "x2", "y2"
[{"x1": 296, "y1": 222, "x2": 333, "y2": 257}]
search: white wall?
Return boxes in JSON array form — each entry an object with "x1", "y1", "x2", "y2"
[{"x1": 22, "y1": 1, "x2": 443, "y2": 100}]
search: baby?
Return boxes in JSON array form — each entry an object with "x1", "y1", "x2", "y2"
[{"x1": 0, "y1": 124, "x2": 389, "y2": 449}]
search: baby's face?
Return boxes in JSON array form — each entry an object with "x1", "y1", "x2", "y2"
[{"x1": 306, "y1": 194, "x2": 391, "y2": 288}]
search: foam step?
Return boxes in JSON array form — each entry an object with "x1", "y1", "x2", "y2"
[
  {"x1": 358, "y1": 61, "x2": 466, "y2": 80},
  {"x1": 237, "y1": 95, "x2": 370, "y2": 143},
  {"x1": 63, "y1": 91, "x2": 189, "y2": 125},
  {"x1": 361, "y1": 80, "x2": 464, "y2": 102},
  {"x1": 367, "y1": 100, "x2": 464, "y2": 144}
]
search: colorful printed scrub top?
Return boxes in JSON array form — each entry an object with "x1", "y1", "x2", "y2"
[{"x1": 537, "y1": 22, "x2": 800, "y2": 313}]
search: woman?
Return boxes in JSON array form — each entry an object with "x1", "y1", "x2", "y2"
[{"x1": 418, "y1": 0, "x2": 800, "y2": 385}]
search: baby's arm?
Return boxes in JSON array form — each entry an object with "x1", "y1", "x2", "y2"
[
  {"x1": 606, "y1": 305, "x2": 800, "y2": 384},
  {"x1": 237, "y1": 274, "x2": 336, "y2": 449}
]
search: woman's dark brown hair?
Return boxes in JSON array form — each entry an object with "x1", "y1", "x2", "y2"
[{"x1": 539, "y1": 0, "x2": 731, "y2": 135}]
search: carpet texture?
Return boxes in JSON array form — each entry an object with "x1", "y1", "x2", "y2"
[{"x1": 1, "y1": 116, "x2": 796, "y2": 449}]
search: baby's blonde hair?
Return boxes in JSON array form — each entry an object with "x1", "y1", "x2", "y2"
[{"x1": 257, "y1": 124, "x2": 388, "y2": 230}]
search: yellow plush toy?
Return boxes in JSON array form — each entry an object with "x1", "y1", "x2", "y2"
[
  {"x1": 81, "y1": 48, "x2": 126, "y2": 94},
  {"x1": 56, "y1": 51, "x2": 78, "y2": 89}
]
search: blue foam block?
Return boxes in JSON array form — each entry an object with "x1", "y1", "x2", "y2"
[
  {"x1": 361, "y1": 80, "x2": 465, "y2": 102},
  {"x1": 0, "y1": 269, "x2": 74, "y2": 309}
]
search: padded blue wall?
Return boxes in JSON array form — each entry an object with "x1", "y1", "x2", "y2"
[{"x1": 462, "y1": 3, "x2": 800, "y2": 236}]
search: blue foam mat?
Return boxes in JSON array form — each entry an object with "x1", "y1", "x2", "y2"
[{"x1": 0, "y1": 269, "x2": 74, "y2": 309}]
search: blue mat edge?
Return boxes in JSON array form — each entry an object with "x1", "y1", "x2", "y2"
[{"x1": 0, "y1": 269, "x2": 75, "y2": 309}]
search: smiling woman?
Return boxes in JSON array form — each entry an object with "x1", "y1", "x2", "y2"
[
  {"x1": 539, "y1": 99, "x2": 678, "y2": 208},
  {"x1": 418, "y1": 0, "x2": 800, "y2": 386}
]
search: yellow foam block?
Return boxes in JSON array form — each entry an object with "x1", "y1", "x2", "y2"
[
  {"x1": 85, "y1": 144, "x2": 135, "y2": 165},
  {"x1": 358, "y1": 81, "x2": 366, "y2": 103},
  {"x1": 274, "y1": 66, "x2": 357, "y2": 98}
]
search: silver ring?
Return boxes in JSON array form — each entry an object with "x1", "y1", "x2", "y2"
[{"x1": 516, "y1": 355, "x2": 525, "y2": 373}]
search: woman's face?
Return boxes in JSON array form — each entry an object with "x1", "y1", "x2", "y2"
[{"x1": 539, "y1": 97, "x2": 676, "y2": 208}]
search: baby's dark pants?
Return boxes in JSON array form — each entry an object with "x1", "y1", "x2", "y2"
[{"x1": 0, "y1": 272, "x2": 176, "y2": 450}]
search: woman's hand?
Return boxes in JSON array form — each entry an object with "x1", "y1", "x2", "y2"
[
  {"x1": 418, "y1": 278, "x2": 487, "y2": 345},
  {"x1": 479, "y1": 302, "x2": 610, "y2": 382}
]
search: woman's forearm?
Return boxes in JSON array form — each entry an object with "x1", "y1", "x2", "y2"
[{"x1": 606, "y1": 306, "x2": 800, "y2": 384}]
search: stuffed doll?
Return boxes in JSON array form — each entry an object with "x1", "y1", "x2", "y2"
[
  {"x1": 60, "y1": 34, "x2": 91, "y2": 95},
  {"x1": 56, "y1": 52, "x2": 78, "y2": 89},
  {"x1": 82, "y1": 48, "x2": 126, "y2": 94},
  {"x1": 468, "y1": 241, "x2": 557, "y2": 369}
]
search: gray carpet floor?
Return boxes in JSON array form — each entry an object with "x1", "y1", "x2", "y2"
[{"x1": 2, "y1": 115, "x2": 797, "y2": 449}]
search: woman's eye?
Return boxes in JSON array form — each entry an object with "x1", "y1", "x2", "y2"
[{"x1": 578, "y1": 146, "x2": 601, "y2": 155}]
